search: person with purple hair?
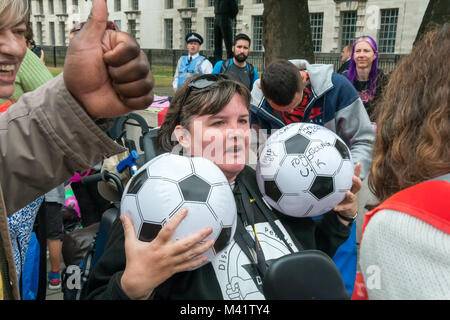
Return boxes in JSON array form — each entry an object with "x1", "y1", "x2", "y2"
[{"x1": 344, "y1": 36, "x2": 388, "y2": 120}]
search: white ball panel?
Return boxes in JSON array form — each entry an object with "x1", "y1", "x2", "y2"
[
  {"x1": 208, "y1": 184, "x2": 237, "y2": 228},
  {"x1": 275, "y1": 155, "x2": 315, "y2": 194},
  {"x1": 306, "y1": 141, "x2": 343, "y2": 176},
  {"x1": 191, "y1": 156, "x2": 229, "y2": 185},
  {"x1": 136, "y1": 178, "x2": 183, "y2": 222},
  {"x1": 121, "y1": 195, "x2": 145, "y2": 238},
  {"x1": 257, "y1": 141, "x2": 286, "y2": 180},
  {"x1": 278, "y1": 193, "x2": 316, "y2": 217},
  {"x1": 147, "y1": 153, "x2": 193, "y2": 181}
]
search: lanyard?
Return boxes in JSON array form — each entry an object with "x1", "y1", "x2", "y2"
[
  {"x1": 234, "y1": 179, "x2": 296, "y2": 277},
  {"x1": 238, "y1": 178, "x2": 297, "y2": 253}
]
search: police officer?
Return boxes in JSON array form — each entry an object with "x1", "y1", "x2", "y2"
[{"x1": 173, "y1": 33, "x2": 213, "y2": 93}]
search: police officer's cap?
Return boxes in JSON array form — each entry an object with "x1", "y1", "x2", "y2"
[{"x1": 185, "y1": 32, "x2": 203, "y2": 45}]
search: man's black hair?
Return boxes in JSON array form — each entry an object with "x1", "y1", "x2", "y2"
[
  {"x1": 234, "y1": 33, "x2": 251, "y2": 46},
  {"x1": 261, "y1": 60, "x2": 303, "y2": 106}
]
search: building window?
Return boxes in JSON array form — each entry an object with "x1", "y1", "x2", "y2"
[
  {"x1": 340, "y1": 10, "x2": 357, "y2": 49},
  {"x1": 128, "y1": 20, "x2": 137, "y2": 38},
  {"x1": 183, "y1": 18, "x2": 192, "y2": 37},
  {"x1": 207, "y1": 0, "x2": 214, "y2": 6},
  {"x1": 205, "y1": 17, "x2": 215, "y2": 50},
  {"x1": 49, "y1": 22, "x2": 55, "y2": 45},
  {"x1": 59, "y1": 22, "x2": 66, "y2": 45},
  {"x1": 310, "y1": 12, "x2": 323, "y2": 53},
  {"x1": 61, "y1": 0, "x2": 67, "y2": 14},
  {"x1": 165, "y1": 19, "x2": 173, "y2": 49},
  {"x1": 255, "y1": 0, "x2": 263, "y2": 4},
  {"x1": 130, "y1": 0, "x2": 139, "y2": 11},
  {"x1": 166, "y1": 0, "x2": 173, "y2": 9},
  {"x1": 379, "y1": 8, "x2": 399, "y2": 53},
  {"x1": 72, "y1": 0, "x2": 79, "y2": 13},
  {"x1": 38, "y1": 0, "x2": 44, "y2": 14},
  {"x1": 48, "y1": 0, "x2": 54, "y2": 14},
  {"x1": 252, "y1": 15, "x2": 263, "y2": 51},
  {"x1": 114, "y1": 20, "x2": 122, "y2": 31},
  {"x1": 187, "y1": 0, "x2": 195, "y2": 8},
  {"x1": 37, "y1": 22, "x2": 43, "y2": 44},
  {"x1": 115, "y1": 0, "x2": 121, "y2": 11}
]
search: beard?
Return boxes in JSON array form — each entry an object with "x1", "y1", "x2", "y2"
[{"x1": 234, "y1": 53, "x2": 248, "y2": 63}]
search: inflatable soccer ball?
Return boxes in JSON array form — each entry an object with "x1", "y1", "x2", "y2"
[
  {"x1": 256, "y1": 123, "x2": 354, "y2": 218},
  {"x1": 120, "y1": 153, "x2": 237, "y2": 267}
]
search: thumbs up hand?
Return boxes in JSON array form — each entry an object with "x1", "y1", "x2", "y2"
[{"x1": 63, "y1": 0, "x2": 154, "y2": 118}]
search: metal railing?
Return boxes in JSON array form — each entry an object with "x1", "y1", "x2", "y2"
[{"x1": 43, "y1": 46, "x2": 406, "y2": 75}]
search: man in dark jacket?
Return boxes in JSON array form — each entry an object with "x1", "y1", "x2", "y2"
[
  {"x1": 213, "y1": 0, "x2": 239, "y2": 63},
  {"x1": 337, "y1": 45, "x2": 352, "y2": 74}
]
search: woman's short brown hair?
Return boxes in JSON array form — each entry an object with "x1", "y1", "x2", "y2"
[
  {"x1": 157, "y1": 74, "x2": 251, "y2": 153},
  {"x1": 0, "y1": 0, "x2": 29, "y2": 31},
  {"x1": 369, "y1": 23, "x2": 450, "y2": 202}
]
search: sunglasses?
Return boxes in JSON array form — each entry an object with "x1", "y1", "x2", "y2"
[
  {"x1": 174, "y1": 74, "x2": 233, "y2": 125},
  {"x1": 179, "y1": 74, "x2": 232, "y2": 110}
]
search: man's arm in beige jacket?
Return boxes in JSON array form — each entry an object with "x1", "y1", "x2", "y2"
[{"x1": 0, "y1": 74, "x2": 125, "y2": 215}]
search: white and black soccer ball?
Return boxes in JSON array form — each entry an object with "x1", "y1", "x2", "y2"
[
  {"x1": 256, "y1": 123, "x2": 354, "y2": 218},
  {"x1": 120, "y1": 153, "x2": 237, "y2": 267}
]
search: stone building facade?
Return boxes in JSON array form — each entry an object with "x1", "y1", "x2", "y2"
[{"x1": 29, "y1": 0, "x2": 429, "y2": 54}]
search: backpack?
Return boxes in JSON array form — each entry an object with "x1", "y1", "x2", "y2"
[{"x1": 220, "y1": 58, "x2": 255, "y2": 89}]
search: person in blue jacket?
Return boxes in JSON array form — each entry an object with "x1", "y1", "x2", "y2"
[
  {"x1": 212, "y1": 33, "x2": 259, "y2": 91},
  {"x1": 173, "y1": 32, "x2": 213, "y2": 93},
  {"x1": 250, "y1": 59, "x2": 375, "y2": 295}
]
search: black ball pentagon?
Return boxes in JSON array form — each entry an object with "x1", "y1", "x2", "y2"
[
  {"x1": 309, "y1": 176, "x2": 334, "y2": 200},
  {"x1": 335, "y1": 139, "x2": 350, "y2": 160},
  {"x1": 264, "y1": 180, "x2": 283, "y2": 203},
  {"x1": 128, "y1": 169, "x2": 149, "y2": 194},
  {"x1": 214, "y1": 227, "x2": 232, "y2": 253},
  {"x1": 178, "y1": 174, "x2": 211, "y2": 202},
  {"x1": 284, "y1": 134, "x2": 311, "y2": 155},
  {"x1": 139, "y1": 222, "x2": 162, "y2": 242}
]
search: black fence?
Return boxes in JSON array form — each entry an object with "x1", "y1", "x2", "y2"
[{"x1": 43, "y1": 46, "x2": 405, "y2": 75}]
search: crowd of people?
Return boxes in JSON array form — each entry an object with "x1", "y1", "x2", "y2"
[{"x1": 0, "y1": 0, "x2": 448, "y2": 301}]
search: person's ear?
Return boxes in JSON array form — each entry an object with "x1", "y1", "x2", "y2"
[{"x1": 174, "y1": 125, "x2": 191, "y2": 150}]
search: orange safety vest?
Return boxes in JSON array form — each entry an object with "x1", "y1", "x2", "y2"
[{"x1": 352, "y1": 178, "x2": 450, "y2": 300}]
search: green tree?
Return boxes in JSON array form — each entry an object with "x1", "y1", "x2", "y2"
[{"x1": 415, "y1": 0, "x2": 450, "y2": 45}]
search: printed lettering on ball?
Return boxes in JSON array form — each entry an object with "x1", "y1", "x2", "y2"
[
  {"x1": 256, "y1": 123, "x2": 354, "y2": 217},
  {"x1": 120, "y1": 153, "x2": 237, "y2": 268}
]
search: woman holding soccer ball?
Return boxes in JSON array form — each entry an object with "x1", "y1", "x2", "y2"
[{"x1": 85, "y1": 74, "x2": 361, "y2": 300}]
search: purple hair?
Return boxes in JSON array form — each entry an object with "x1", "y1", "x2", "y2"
[{"x1": 346, "y1": 36, "x2": 379, "y2": 96}]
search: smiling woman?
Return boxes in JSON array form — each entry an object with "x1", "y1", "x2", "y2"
[
  {"x1": 0, "y1": 0, "x2": 28, "y2": 99},
  {"x1": 344, "y1": 36, "x2": 388, "y2": 120}
]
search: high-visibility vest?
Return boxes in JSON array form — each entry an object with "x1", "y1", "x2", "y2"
[{"x1": 177, "y1": 55, "x2": 207, "y2": 87}]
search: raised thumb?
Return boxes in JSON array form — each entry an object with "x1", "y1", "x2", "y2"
[{"x1": 78, "y1": 0, "x2": 108, "y2": 42}]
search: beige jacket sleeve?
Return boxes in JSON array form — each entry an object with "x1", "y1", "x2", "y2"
[{"x1": 0, "y1": 74, "x2": 125, "y2": 215}]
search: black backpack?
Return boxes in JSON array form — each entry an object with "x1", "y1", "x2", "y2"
[{"x1": 220, "y1": 58, "x2": 255, "y2": 89}]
